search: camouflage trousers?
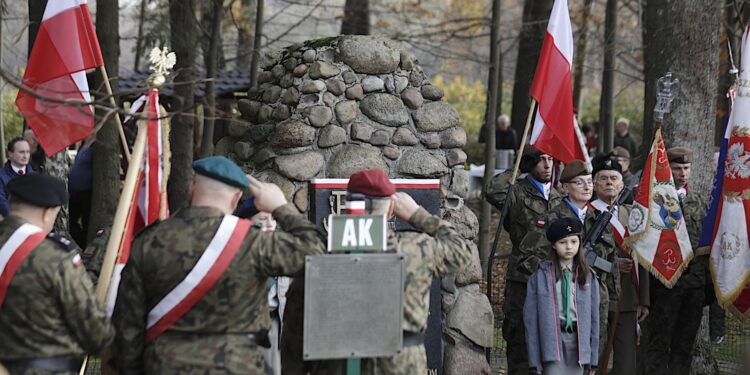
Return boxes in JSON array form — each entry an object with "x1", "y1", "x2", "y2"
[
  {"x1": 1, "y1": 367, "x2": 76, "y2": 375},
  {"x1": 361, "y1": 345, "x2": 427, "y2": 375},
  {"x1": 502, "y1": 281, "x2": 528, "y2": 375},
  {"x1": 645, "y1": 283, "x2": 704, "y2": 375},
  {"x1": 143, "y1": 334, "x2": 266, "y2": 374}
]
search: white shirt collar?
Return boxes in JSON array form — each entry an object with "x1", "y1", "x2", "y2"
[{"x1": 11, "y1": 164, "x2": 25, "y2": 174}]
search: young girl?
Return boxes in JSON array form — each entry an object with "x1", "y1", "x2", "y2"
[{"x1": 524, "y1": 217, "x2": 599, "y2": 375}]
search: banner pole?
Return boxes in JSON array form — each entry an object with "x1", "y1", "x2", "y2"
[{"x1": 97, "y1": 65, "x2": 131, "y2": 162}]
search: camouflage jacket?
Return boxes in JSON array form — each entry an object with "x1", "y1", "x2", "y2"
[
  {"x1": 675, "y1": 191, "x2": 708, "y2": 289},
  {"x1": 388, "y1": 207, "x2": 473, "y2": 333},
  {"x1": 0, "y1": 216, "x2": 114, "y2": 361},
  {"x1": 80, "y1": 226, "x2": 110, "y2": 286},
  {"x1": 485, "y1": 173, "x2": 563, "y2": 283},
  {"x1": 112, "y1": 203, "x2": 325, "y2": 375}
]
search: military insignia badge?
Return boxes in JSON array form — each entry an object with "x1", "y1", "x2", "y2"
[{"x1": 72, "y1": 254, "x2": 83, "y2": 268}]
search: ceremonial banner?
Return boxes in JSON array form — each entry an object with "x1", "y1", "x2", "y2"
[
  {"x1": 529, "y1": 0, "x2": 586, "y2": 164},
  {"x1": 625, "y1": 129, "x2": 693, "y2": 287},
  {"x1": 700, "y1": 25, "x2": 750, "y2": 317},
  {"x1": 16, "y1": 0, "x2": 103, "y2": 156}
]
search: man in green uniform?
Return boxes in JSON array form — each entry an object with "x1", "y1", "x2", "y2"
[
  {"x1": 645, "y1": 147, "x2": 707, "y2": 375},
  {"x1": 343, "y1": 170, "x2": 473, "y2": 374},
  {"x1": 112, "y1": 156, "x2": 326, "y2": 374},
  {"x1": 484, "y1": 147, "x2": 563, "y2": 375},
  {"x1": 0, "y1": 174, "x2": 114, "y2": 374}
]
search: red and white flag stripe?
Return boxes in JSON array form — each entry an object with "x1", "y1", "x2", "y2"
[
  {"x1": 0, "y1": 224, "x2": 47, "y2": 306},
  {"x1": 145, "y1": 215, "x2": 251, "y2": 342}
]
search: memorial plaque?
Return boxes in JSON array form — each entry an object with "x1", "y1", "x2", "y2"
[{"x1": 303, "y1": 254, "x2": 405, "y2": 360}]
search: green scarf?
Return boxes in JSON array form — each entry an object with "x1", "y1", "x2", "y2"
[{"x1": 562, "y1": 270, "x2": 574, "y2": 331}]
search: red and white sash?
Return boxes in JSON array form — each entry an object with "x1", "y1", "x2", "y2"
[
  {"x1": 590, "y1": 199, "x2": 639, "y2": 290},
  {"x1": 0, "y1": 224, "x2": 47, "y2": 306},
  {"x1": 145, "y1": 215, "x2": 251, "y2": 342}
]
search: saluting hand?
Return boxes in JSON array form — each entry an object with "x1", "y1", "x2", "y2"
[
  {"x1": 391, "y1": 192, "x2": 420, "y2": 221},
  {"x1": 248, "y1": 175, "x2": 287, "y2": 213}
]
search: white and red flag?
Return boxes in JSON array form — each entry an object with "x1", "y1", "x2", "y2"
[
  {"x1": 529, "y1": 0, "x2": 586, "y2": 164},
  {"x1": 105, "y1": 89, "x2": 168, "y2": 314},
  {"x1": 625, "y1": 129, "x2": 693, "y2": 287},
  {"x1": 16, "y1": 0, "x2": 103, "y2": 156},
  {"x1": 700, "y1": 24, "x2": 750, "y2": 317}
]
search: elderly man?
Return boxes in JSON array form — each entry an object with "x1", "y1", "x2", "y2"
[
  {"x1": 112, "y1": 156, "x2": 325, "y2": 374},
  {"x1": 0, "y1": 174, "x2": 113, "y2": 374},
  {"x1": 614, "y1": 118, "x2": 638, "y2": 158},
  {"x1": 485, "y1": 147, "x2": 563, "y2": 375},
  {"x1": 0, "y1": 137, "x2": 35, "y2": 217},
  {"x1": 479, "y1": 114, "x2": 518, "y2": 151}
]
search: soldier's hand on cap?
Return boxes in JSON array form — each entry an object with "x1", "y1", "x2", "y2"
[
  {"x1": 392, "y1": 192, "x2": 420, "y2": 221},
  {"x1": 248, "y1": 175, "x2": 287, "y2": 213}
]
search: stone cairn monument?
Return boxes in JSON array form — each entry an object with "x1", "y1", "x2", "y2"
[{"x1": 222, "y1": 35, "x2": 493, "y2": 373}]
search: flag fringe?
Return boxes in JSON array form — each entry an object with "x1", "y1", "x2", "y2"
[
  {"x1": 631, "y1": 243, "x2": 692, "y2": 289},
  {"x1": 709, "y1": 258, "x2": 750, "y2": 319}
]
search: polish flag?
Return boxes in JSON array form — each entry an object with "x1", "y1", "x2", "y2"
[
  {"x1": 16, "y1": 0, "x2": 103, "y2": 156},
  {"x1": 529, "y1": 0, "x2": 585, "y2": 164}
]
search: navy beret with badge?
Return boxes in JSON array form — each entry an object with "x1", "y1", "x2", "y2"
[
  {"x1": 192, "y1": 156, "x2": 249, "y2": 189},
  {"x1": 592, "y1": 158, "x2": 622, "y2": 177},
  {"x1": 7, "y1": 174, "x2": 68, "y2": 207},
  {"x1": 546, "y1": 217, "x2": 583, "y2": 243}
]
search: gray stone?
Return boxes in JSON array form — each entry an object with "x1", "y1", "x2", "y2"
[
  {"x1": 294, "y1": 187, "x2": 308, "y2": 213},
  {"x1": 279, "y1": 74, "x2": 294, "y2": 88},
  {"x1": 293, "y1": 64, "x2": 308, "y2": 77},
  {"x1": 253, "y1": 147, "x2": 275, "y2": 164},
  {"x1": 257, "y1": 71, "x2": 273, "y2": 84},
  {"x1": 351, "y1": 122, "x2": 373, "y2": 142},
  {"x1": 281, "y1": 87, "x2": 300, "y2": 106},
  {"x1": 326, "y1": 79, "x2": 346, "y2": 96},
  {"x1": 214, "y1": 136, "x2": 235, "y2": 156},
  {"x1": 443, "y1": 334, "x2": 492, "y2": 375},
  {"x1": 382, "y1": 145, "x2": 400, "y2": 160},
  {"x1": 413, "y1": 101, "x2": 459, "y2": 132},
  {"x1": 247, "y1": 87, "x2": 262, "y2": 101},
  {"x1": 300, "y1": 80, "x2": 326, "y2": 94},
  {"x1": 342, "y1": 70, "x2": 358, "y2": 84},
  {"x1": 255, "y1": 169, "x2": 295, "y2": 199},
  {"x1": 275, "y1": 151, "x2": 324, "y2": 181},
  {"x1": 299, "y1": 94, "x2": 320, "y2": 107},
  {"x1": 270, "y1": 120, "x2": 315, "y2": 148},
  {"x1": 237, "y1": 99, "x2": 261, "y2": 122},
  {"x1": 409, "y1": 68, "x2": 424, "y2": 86},
  {"x1": 384, "y1": 76, "x2": 396, "y2": 94},
  {"x1": 442, "y1": 275, "x2": 457, "y2": 295},
  {"x1": 360, "y1": 94, "x2": 409, "y2": 127},
  {"x1": 227, "y1": 120, "x2": 251, "y2": 138},
  {"x1": 450, "y1": 167, "x2": 470, "y2": 197},
  {"x1": 400, "y1": 51, "x2": 417, "y2": 71},
  {"x1": 328, "y1": 145, "x2": 389, "y2": 178},
  {"x1": 304, "y1": 106, "x2": 332, "y2": 127},
  {"x1": 361, "y1": 76, "x2": 385, "y2": 92},
  {"x1": 271, "y1": 64, "x2": 286, "y2": 79},
  {"x1": 249, "y1": 123, "x2": 274, "y2": 143},
  {"x1": 445, "y1": 292, "x2": 494, "y2": 348},
  {"x1": 283, "y1": 58, "x2": 298, "y2": 71},
  {"x1": 419, "y1": 133, "x2": 441, "y2": 149},
  {"x1": 442, "y1": 205, "x2": 479, "y2": 240},
  {"x1": 322, "y1": 92, "x2": 338, "y2": 107},
  {"x1": 400, "y1": 88, "x2": 423, "y2": 109},
  {"x1": 441, "y1": 127, "x2": 467, "y2": 148},
  {"x1": 394, "y1": 76, "x2": 409, "y2": 93},
  {"x1": 391, "y1": 127, "x2": 418, "y2": 146},
  {"x1": 318, "y1": 125, "x2": 346, "y2": 148},
  {"x1": 261, "y1": 50, "x2": 282, "y2": 69},
  {"x1": 233, "y1": 142, "x2": 254, "y2": 161},
  {"x1": 369, "y1": 130, "x2": 390, "y2": 146},
  {"x1": 446, "y1": 149, "x2": 467, "y2": 166},
  {"x1": 257, "y1": 105, "x2": 273, "y2": 123},
  {"x1": 334, "y1": 100, "x2": 358, "y2": 124},
  {"x1": 272, "y1": 105, "x2": 291, "y2": 121},
  {"x1": 345, "y1": 84, "x2": 364, "y2": 100},
  {"x1": 274, "y1": 145, "x2": 313, "y2": 156},
  {"x1": 337, "y1": 36, "x2": 400, "y2": 74},
  {"x1": 398, "y1": 150, "x2": 449, "y2": 178},
  {"x1": 421, "y1": 84, "x2": 444, "y2": 100},
  {"x1": 302, "y1": 49, "x2": 316, "y2": 63},
  {"x1": 262, "y1": 86, "x2": 282, "y2": 103},
  {"x1": 456, "y1": 242, "x2": 482, "y2": 287},
  {"x1": 309, "y1": 61, "x2": 341, "y2": 79},
  {"x1": 316, "y1": 49, "x2": 336, "y2": 62}
]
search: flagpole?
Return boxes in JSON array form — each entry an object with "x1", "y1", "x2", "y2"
[
  {"x1": 159, "y1": 104, "x2": 171, "y2": 220},
  {"x1": 97, "y1": 65, "x2": 131, "y2": 162}
]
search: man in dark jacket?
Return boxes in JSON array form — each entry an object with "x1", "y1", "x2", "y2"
[
  {"x1": 0, "y1": 137, "x2": 35, "y2": 217},
  {"x1": 613, "y1": 118, "x2": 638, "y2": 158}
]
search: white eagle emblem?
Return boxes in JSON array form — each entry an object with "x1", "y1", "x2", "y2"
[
  {"x1": 149, "y1": 47, "x2": 177, "y2": 76},
  {"x1": 725, "y1": 143, "x2": 750, "y2": 179}
]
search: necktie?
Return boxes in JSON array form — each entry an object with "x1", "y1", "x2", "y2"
[
  {"x1": 562, "y1": 270, "x2": 574, "y2": 331},
  {"x1": 18, "y1": 169, "x2": 24, "y2": 176}
]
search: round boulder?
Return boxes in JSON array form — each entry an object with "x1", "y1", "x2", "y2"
[
  {"x1": 337, "y1": 36, "x2": 400, "y2": 74},
  {"x1": 270, "y1": 120, "x2": 315, "y2": 148},
  {"x1": 398, "y1": 150, "x2": 449, "y2": 178},
  {"x1": 328, "y1": 145, "x2": 388, "y2": 178},
  {"x1": 275, "y1": 151, "x2": 324, "y2": 181},
  {"x1": 413, "y1": 101, "x2": 459, "y2": 132},
  {"x1": 360, "y1": 93, "x2": 409, "y2": 127}
]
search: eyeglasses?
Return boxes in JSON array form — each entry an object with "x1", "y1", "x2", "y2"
[{"x1": 568, "y1": 179, "x2": 594, "y2": 188}]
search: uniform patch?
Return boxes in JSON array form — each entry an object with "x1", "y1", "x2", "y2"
[
  {"x1": 47, "y1": 232, "x2": 77, "y2": 251},
  {"x1": 72, "y1": 254, "x2": 83, "y2": 268},
  {"x1": 535, "y1": 220, "x2": 546, "y2": 228}
]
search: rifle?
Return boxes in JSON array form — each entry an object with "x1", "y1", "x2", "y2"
[{"x1": 583, "y1": 186, "x2": 632, "y2": 275}]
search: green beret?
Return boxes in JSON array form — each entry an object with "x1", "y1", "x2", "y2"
[
  {"x1": 611, "y1": 146, "x2": 630, "y2": 159},
  {"x1": 667, "y1": 147, "x2": 693, "y2": 164},
  {"x1": 8, "y1": 174, "x2": 68, "y2": 207},
  {"x1": 560, "y1": 160, "x2": 591, "y2": 183},
  {"x1": 192, "y1": 156, "x2": 249, "y2": 188}
]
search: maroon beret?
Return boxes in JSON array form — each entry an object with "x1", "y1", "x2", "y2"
[{"x1": 347, "y1": 169, "x2": 395, "y2": 197}]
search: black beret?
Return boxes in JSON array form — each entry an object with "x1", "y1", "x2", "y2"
[
  {"x1": 7, "y1": 174, "x2": 68, "y2": 207},
  {"x1": 520, "y1": 146, "x2": 546, "y2": 174},
  {"x1": 560, "y1": 160, "x2": 591, "y2": 183},
  {"x1": 592, "y1": 158, "x2": 622, "y2": 177},
  {"x1": 667, "y1": 147, "x2": 693, "y2": 164},
  {"x1": 546, "y1": 217, "x2": 583, "y2": 243}
]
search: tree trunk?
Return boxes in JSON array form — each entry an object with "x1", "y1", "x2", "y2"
[
  {"x1": 249, "y1": 0, "x2": 264, "y2": 88},
  {"x1": 509, "y1": 0, "x2": 553, "y2": 137},
  {"x1": 88, "y1": 0, "x2": 121, "y2": 241},
  {"x1": 200, "y1": 0, "x2": 222, "y2": 159},
  {"x1": 641, "y1": 0, "x2": 720, "y2": 196},
  {"x1": 599, "y1": 0, "x2": 618, "y2": 153},
  {"x1": 572, "y1": 0, "x2": 594, "y2": 112},
  {"x1": 341, "y1": 0, "x2": 370, "y2": 35},
  {"x1": 236, "y1": 0, "x2": 256, "y2": 69},
  {"x1": 133, "y1": 0, "x2": 147, "y2": 70},
  {"x1": 168, "y1": 0, "x2": 197, "y2": 210},
  {"x1": 28, "y1": 0, "x2": 46, "y2": 56}
]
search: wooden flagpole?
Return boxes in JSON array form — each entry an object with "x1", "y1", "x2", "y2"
[{"x1": 97, "y1": 65, "x2": 131, "y2": 162}]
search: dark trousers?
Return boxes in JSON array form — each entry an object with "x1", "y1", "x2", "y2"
[
  {"x1": 69, "y1": 190, "x2": 92, "y2": 248},
  {"x1": 609, "y1": 310, "x2": 637, "y2": 375},
  {"x1": 645, "y1": 283, "x2": 704, "y2": 375},
  {"x1": 503, "y1": 280, "x2": 528, "y2": 375}
]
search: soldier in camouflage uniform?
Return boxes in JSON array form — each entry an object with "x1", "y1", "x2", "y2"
[
  {"x1": 343, "y1": 170, "x2": 472, "y2": 375},
  {"x1": 80, "y1": 226, "x2": 110, "y2": 285},
  {"x1": 645, "y1": 147, "x2": 707, "y2": 375},
  {"x1": 0, "y1": 174, "x2": 114, "y2": 374},
  {"x1": 484, "y1": 147, "x2": 563, "y2": 375},
  {"x1": 112, "y1": 156, "x2": 326, "y2": 374}
]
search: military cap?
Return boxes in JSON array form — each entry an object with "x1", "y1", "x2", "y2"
[
  {"x1": 592, "y1": 158, "x2": 622, "y2": 177},
  {"x1": 192, "y1": 156, "x2": 249, "y2": 188},
  {"x1": 611, "y1": 146, "x2": 630, "y2": 159},
  {"x1": 347, "y1": 169, "x2": 395, "y2": 197},
  {"x1": 560, "y1": 160, "x2": 591, "y2": 183},
  {"x1": 8, "y1": 174, "x2": 68, "y2": 207},
  {"x1": 520, "y1": 146, "x2": 547, "y2": 174},
  {"x1": 546, "y1": 217, "x2": 583, "y2": 243},
  {"x1": 667, "y1": 147, "x2": 693, "y2": 164}
]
